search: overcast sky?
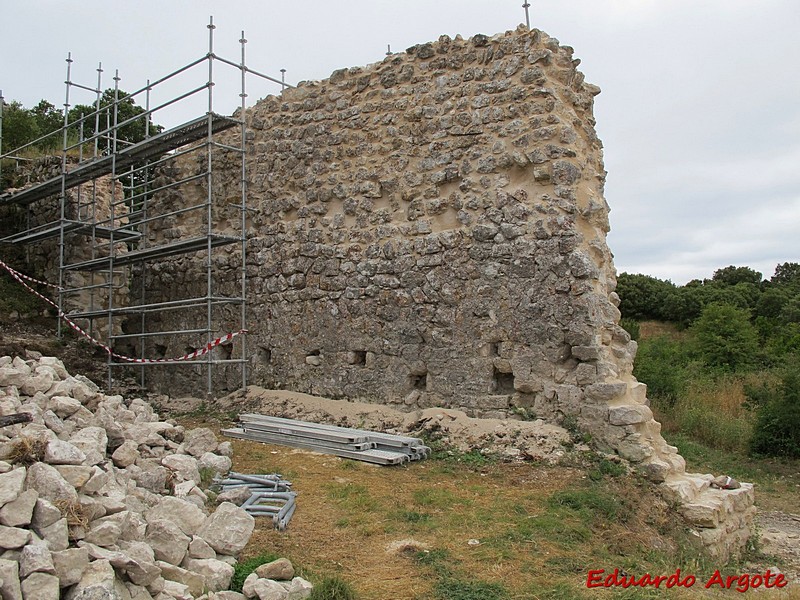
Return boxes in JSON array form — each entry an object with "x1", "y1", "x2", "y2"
[{"x1": 2, "y1": 1, "x2": 798, "y2": 284}]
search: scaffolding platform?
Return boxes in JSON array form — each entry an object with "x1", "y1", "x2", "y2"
[
  {"x1": 1, "y1": 219, "x2": 141, "y2": 245},
  {"x1": 0, "y1": 113, "x2": 239, "y2": 207}
]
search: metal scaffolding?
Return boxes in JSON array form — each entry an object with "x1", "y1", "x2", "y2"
[{"x1": 0, "y1": 18, "x2": 283, "y2": 397}]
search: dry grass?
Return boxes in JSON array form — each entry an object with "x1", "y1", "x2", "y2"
[
  {"x1": 54, "y1": 498, "x2": 90, "y2": 528},
  {"x1": 7, "y1": 435, "x2": 48, "y2": 466},
  {"x1": 171, "y1": 413, "x2": 800, "y2": 599}
]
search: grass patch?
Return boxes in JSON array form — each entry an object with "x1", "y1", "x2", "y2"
[
  {"x1": 229, "y1": 553, "x2": 279, "y2": 592},
  {"x1": 433, "y1": 577, "x2": 509, "y2": 600},
  {"x1": 325, "y1": 482, "x2": 379, "y2": 512},
  {"x1": 308, "y1": 575, "x2": 358, "y2": 600},
  {"x1": 548, "y1": 487, "x2": 627, "y2": 523}
]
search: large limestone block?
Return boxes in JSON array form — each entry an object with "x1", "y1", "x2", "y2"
[
  {"x1": 31, "y1": 498, "x2": 62, "y2": 529},
  {"x1": 79, "y1": 542, "x2": 161, "y2": 588},
  {"x1": 251, "y1": 579, "x2": 289, "y2": 600},
  {"x1": 46, "y1": 395, "x2": 82, "y2": 419},
  {"x1": 25, "y1": 462, "x2": 78, "y2": 504},
  {"x1": 84, "y1": 520, "x2": 123, "y2": 547},
  {"x1": 55, "y1": 465, "x2": 94, "y2": 489},
  {"x1": 64, "y1": 558, "x2": 132, "y2": 600},
  {"x1": 145, "y1": 519, "x2": 190, "y2": 566},
  {"x1": 69, "y1": 427, "x2": 108, "y2": 466},
  {"x1": 160, "y1": 455, "x2": 201, "y2": 484},
  {"x1": 182, "y1": 557, "x2": 234, "y2": 592},
  {"x1": 36, "y1": 517, "x2": 69, "y2": 551},
  {"x1": 160, "y1": 579, "x2": 191, "y2": 600},
  {"x1": 117, "y1": 541, "x2": 161, "y2": 587},
  {"x1": 112, "y1": 440, "x2": 140, "y2": 468},
  {"x1": 51, "y1": 547, "x2": 89, "y2": 587},
  {"x1": 21, "y1": 572, "x2": 60, "y2": 600},
  {"x1": 197, "y1": 502, "x2": 254, "y2": 556},
  {"x1": 281, "y1": 577, "x2": 313, "y2": 600},
  {"x1": 21, "y1": 371, "x2": 55, "y2": 396},
  {"x1": 37, "y1": 357, "x2": 68, "y2": 380},
  {"x1": 147, "y1": 497, "x2": 206, "y2": 537},
  {"x1": 188, "y1": 536, "x2": 216, "y2": 560},
  {"x1": 44, "y1": 438, "x2": 86, "y2": 465},
  {"x1": 0, "y1": 367, "x2": 27, "y2": 388},
  {"x1": 0, "y1": 467, "x2": 27, "y2": 506},
  {"x1": 0, "y1": 488, "x2": 38, "y2": 527},
  {"x1": 156, "y1": 561, "x2": 205, "y2": 598},
  {"x1": 0, "y1": 524, "x2": 32, "y2": 549},
  {"x1": 183, "y1": 428, "x2": 218, "y2": 457},
  {"x1": 19, "y1": 543, "x2": 55, "y2": 577},
  {"x1": 608, "y1": 404, "x2": 653, "y2": 426},
  {"x1": 0, "y1": 558, "x2": 22, "y2": 600},
  {"x1": 255, "y1": 558, "x2": 294, "y2": 581},
  {"x1": 198, "y1": 451, "x2": 232, "y2": 476}
]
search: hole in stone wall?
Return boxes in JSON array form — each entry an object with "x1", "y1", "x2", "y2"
[
  {"x1": 493, "y1": 367, "x2": 515, "y2": 395},
  {"x1": 409, "y1": 371, "x2": 428, "y2": 391},
  {"x1": 258, "y1": 346, "x2": 272, "y2": 365},
  {"x1": 352, "y1": 350, "x2": 367, "y2": 366},
  {"x1": 184, "y1": 346, "x2": 196, "y2": 357},
  {"x1": 307, "y1": 349, "x2": 321, "y2": 356},
  {"x1": 155, "y1": 344, "x2": 167, "y2": 358},
  {"x1": 489, "y1": 342, "x2": 499, "y2": 357},
  {"x1": 218, "y1": 343, "x2": 233, "y2": 361}
]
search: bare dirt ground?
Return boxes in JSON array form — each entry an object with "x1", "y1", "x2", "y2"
[{"x1": 757, "y1": 511, "x2": 800, "y2": 584}]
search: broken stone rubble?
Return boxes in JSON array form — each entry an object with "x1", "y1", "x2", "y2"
[{"x1": 0, "y1": 353, "x2": 313, "y2": 599}]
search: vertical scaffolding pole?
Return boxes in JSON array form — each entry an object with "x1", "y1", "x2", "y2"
[
  {"x1": 239, "y1": 31, "x2": 249, "y2": 390},
  {"x1": 0, "y1": 90, "x2": 4, "y2": 192},
  {"x1": 58, "y1": 53, "x2": 74, "y2": 338},
  {"x1": 106, "y1": 70, "x2": 121, "y2": 391},
  {"x1": 205, "y1": 16, "x2": 216, "y2": 399},
  {"x1": 140, "y1": 79, "x2": 152, "y2": 390}
]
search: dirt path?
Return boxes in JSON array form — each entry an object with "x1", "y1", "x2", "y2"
[{"x1": 755, "y1": 510, "x2": 800, "y2": 584}]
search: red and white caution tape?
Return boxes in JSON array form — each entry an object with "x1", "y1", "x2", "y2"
[{"x1": 0, "y1": 258, "x2": 246, "y2": 363}]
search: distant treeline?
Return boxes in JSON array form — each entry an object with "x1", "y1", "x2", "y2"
[{"x1": 616, "y1": 263, "x2": 800, "y2": 458}]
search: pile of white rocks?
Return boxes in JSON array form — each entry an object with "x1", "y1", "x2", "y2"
[{"x1": 0, "y1": 353, "x2": 308, "y2": 600}]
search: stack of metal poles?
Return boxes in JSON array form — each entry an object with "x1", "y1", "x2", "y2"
[
  {"x1": 214, "y1": 472, "x2": 296, "y2": 530},
  {"x1": 222, "y1": 414, "x2": 431, "y2": 465}
]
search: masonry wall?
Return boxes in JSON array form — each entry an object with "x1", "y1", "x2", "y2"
[{"x1": 138, "y1": 25, "x2": 683, "y2": 474}]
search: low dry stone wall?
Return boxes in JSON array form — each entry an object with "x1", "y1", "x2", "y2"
[{"x1": 0, "y1": 353, "x2": 315, "y2": 600}]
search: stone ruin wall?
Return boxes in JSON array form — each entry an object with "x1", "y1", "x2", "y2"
[
  {"x1": 145, "y1": 25, "x2": 661, "y2": 463},
  {"x1": 136, "y1": 26, "x2": 754, "y2": 559}
]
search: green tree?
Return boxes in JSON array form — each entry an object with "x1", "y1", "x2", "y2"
[
  {"x1": 711, "y1": 265, "x2": 763, "y2": 287},
  {"x1": 771, "y1": 262, "x2": 800, "y2": 289},
  {"x1": 1, "y1": 100, "x2": 38, "y2": 151},
  {"x1": 690, "y1": 303, "x2": 761, "y2": 372},
  {"x1": 615, "y1": 273, "x2": 676, "y2": 321},
  {"x1": 748, "y1": 366, "x2": 800, "y2": 458},
  {"x1": 69, "y1": 88, "x2": 162, "y2": 150}
]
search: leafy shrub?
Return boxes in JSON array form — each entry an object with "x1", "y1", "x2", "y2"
[
  {"x1": 632, "y1": 336, "x2": 689, "y2": 406},
  {"x1": 747, "y1": 366, "x2": 800, "y2": 458},
  {"x1": 690, "y1": 304, "x2": 761, "y2": 372},
  {"x1": 619, "y1": 317, "x2": 640, "y2": 341}
]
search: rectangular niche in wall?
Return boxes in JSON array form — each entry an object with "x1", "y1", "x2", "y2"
[
  {"x1": 493, "y1": 367, "x2": 515, "y2": 394},
  {"x1": 348, "y1": 350, "x2": 367, "y2": 366},
  {"x1": 258, "y1": 346, "x2": 272, "y2": 365},
  {"x1": 408, "y1": 366, "x2": 428, "y2": 391}
]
